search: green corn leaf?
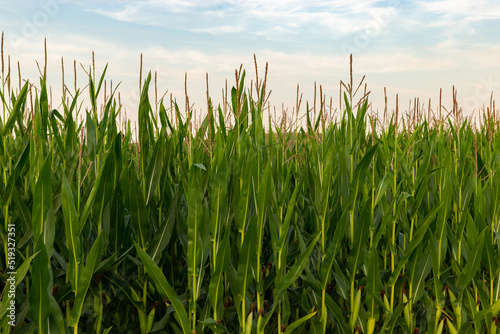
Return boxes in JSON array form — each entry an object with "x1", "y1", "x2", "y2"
[
  {"x1": 380, "y1": 302, "x2": 406, "y2": 333},
  {"x1": 411, "y1": 247, "x2": 432, "y2": 303},
  {"x1": 193, "y1": 163, "x2": 206, "y2": 171},
  {"x1": 0, "y1": 251, "x2": 38, "y2": 319},
  {"x1": 95, "y1": 64, "x2": 109, "y2": 100},
  {"x1": 4, "y1": 141, "x2": 30, "y2": 200},
  {"x1": 366, "y1": 246, "x2": 382, "y2": 322},
  {"x1": 244, "y1": 311, "x2": 253, "y2": 334},
  {"x1": 347, "y1": 203, "x2": 371, "y2": 278},
  {"x1": 146, "y1": 307, "x2": 155, "y2": 333},
  {"x1": 217, "y1": 105, "x2": 227, "y2": 139},
  {"x1": 2, "y1": 81, "x2": 29, "y2": 136},
  {"x1": 49, "y1": 294, "x2": 69, "y2": 334},
  {"x1": 88, "y1": 68, "x2": 97, "y2": 117},
  {"x1": 319, "y1": 208, "x2": 347, "y2": 290},
  {"x1": 352, "y1": 142, "x2": 378, "y2": 192},
  {"x1": 97, "y1": 99, "x2": 113, "y2": 154},
  {"x1": 64, "y1": 110, "x2": 78, "y2": 162},
  {"x1": 208, "y1": 227, "x2": 231, "y2": 320},
  {"x1": 129, "y1": 166, "x2": 149, "y2": 249},
  {"x1": 199, "y1": 318, "x2": 229, "y2": 334},
  {"x1": 457, "y1": 229, "x2": 486, "y2": 291},
  {"x1": 102, "y1": 272, "x2": 144, "y2": 310},
  {"x1": 31, "y1": 155, "x2": 52, "y2": 246},
  {"x1": 79, "y1": 150, "x2": 116, "y2": 233},
  {"x1": 309, "y1": 316, "x2": 324, "y2": 334},
  {"x1": 48, "y1": 109, "x2": 65, "y2": 161},
  {"x1": 147, "y1": 187, "x2": 180, "y2": 263},
  {"x1": 85, "y1": 110, "x2": 97, "y2": 162},
  {"x1": 237, "y1": 216, "x2": 257, "y2": 300},
  {"x1": 435, "y1": 180, "x2": 451, "y2": 272},
  {"x1": 388, "y1": 202, "x2": 443, "y2": 286},
  {"x1": 325, "y1": 294, "x2": 349, "y2": 334},
  {"x1": 492, "y1": 298, "x2": 500, "y2": 317},
  {"x1": 93, "y1": 148, "x2": 116, "y2": 227},
  {"x1": 139, "y1": 72, "x2": 152, "y2": 175},
  {"x1": 61, "y1": 174, "x2": 82, "y2": 290},
  {"x1": 39, "y1": 77, "x2": 49, "y2": 135},
  {"x1": 278, "y1": 176, "x2": 303, "y2": 254},
  {"x1": 236, "y1": 162, "x2": 252, "y2": 235},
  {"x1": 275, "y1": 232, "x2": 321, "y2": 300},
  {"x1": 483, "y1": 232, "x2": 498, "y2": 282},
  {"x1": 255, "y1": 163, "x2": 271, "y2": 254},
  {"x1": 135, "y1": 244, "x2": 191, "y2": 334},
  {"x1": 209, "y1": 142, "x2": 229, "y2": 265},
  {"x1": 70, "y1": 232, "x2": 104, "y2": 326},
  {"x1": 187, "y1": 162, "x2": 205, "y2": 311},
  {"x1": 145, "y1": 130, "x2": 164, "y2": 205},
  {"x1": 283, "y1": 310, "x2": 317, "y2": 334},
  {"x1": 28, "y1": 240, "x2": 51, "y2": 333},
  {"x1": 373, "y1": 173, "x2": 390, "y2": 208},
  {"x1": 429, "y1": 231, "x2": 445, "y2": 309},
  {"x1": 0, "y1": 124, "x2": 3, "y2": 153}
]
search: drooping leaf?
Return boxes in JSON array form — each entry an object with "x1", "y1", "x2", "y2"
[{"x1": 135, "y1": 244, "x2": 191, "y2": 334}]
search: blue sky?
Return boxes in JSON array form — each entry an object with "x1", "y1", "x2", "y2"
[{"x1": 1, "y1": 0, "x2": 499, "y2": 125}]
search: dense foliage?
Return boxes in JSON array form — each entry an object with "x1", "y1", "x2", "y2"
[{"x1": 1, "y1": 61, "x2": 500, "y2": 333}]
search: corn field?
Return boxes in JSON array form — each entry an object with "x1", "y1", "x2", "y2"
[{"x1": 1, "y1": 49, "x2": 500, "y2": 334}]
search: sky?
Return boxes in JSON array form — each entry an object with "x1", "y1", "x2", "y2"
[{"x1": 1, "y1": 0, "x2": 499, "y2": 126}]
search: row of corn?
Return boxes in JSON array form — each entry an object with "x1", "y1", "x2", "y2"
[{"x1": 0, "y1": 59, "x2": 499, "y2": 333}]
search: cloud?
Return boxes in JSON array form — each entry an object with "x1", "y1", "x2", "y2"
[
  {"x1": 189, "y1": 25, "x2": 246, "y2": 35},
  {"x1": 417, "y1": 0, "x2": 500, "y2": 20},
  {"x1": 84, "y1": 0, "x2": 398, "y2": 41}
]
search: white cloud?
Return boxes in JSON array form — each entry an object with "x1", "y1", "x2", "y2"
[
  {"x1": 190, "y1": 25, "x2": 246, "y2": 35},
  {"x1": 86, "y1": 0, "x2": 398, "y2": 39},
  {"x1": 93, "y1": 5, "x2": 141, "y2": 22},
  {"x1": 417, "y1": 0, "x2": 500, "y2": 20}
]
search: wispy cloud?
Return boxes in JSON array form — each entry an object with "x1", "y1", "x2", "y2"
[
  {"x1": 86, "y1": 0, "x2": 396, "y2": 40},
  {"x1": 190, "y1": 25, "x2": 246, "y2": 35},
  {"x1": 417, "y1": 0, "x2": 500, "y2": 20}
]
